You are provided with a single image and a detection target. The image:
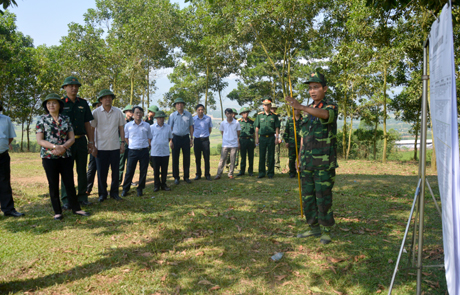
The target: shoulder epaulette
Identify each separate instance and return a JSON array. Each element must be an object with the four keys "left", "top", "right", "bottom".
[
  {"left": 237, "top": 118, "right": 242, "bottom": 121},
  {"left": 271, "top": 111, "right": 278, "bottom": 115},
  {"left": 258, "top": 111, "right": 264, "bottom": 114}
]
